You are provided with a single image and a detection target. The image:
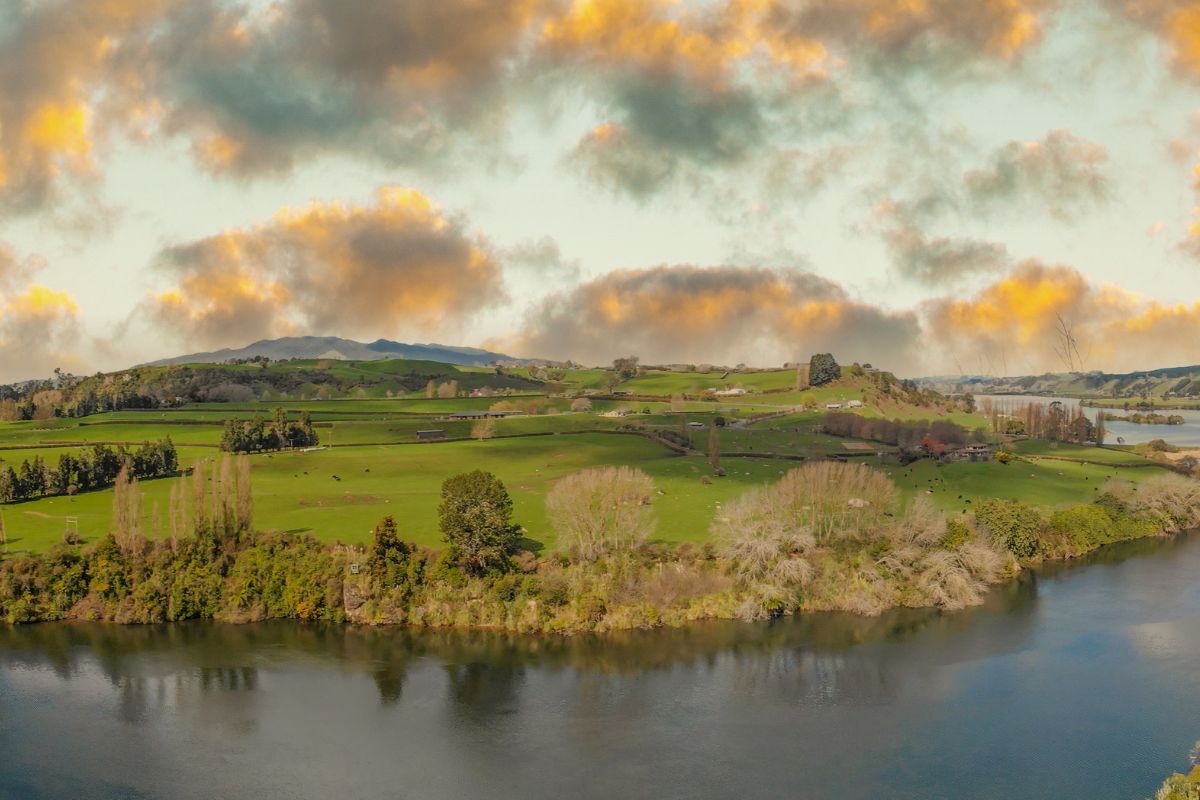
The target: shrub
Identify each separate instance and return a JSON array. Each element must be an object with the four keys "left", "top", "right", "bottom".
[
  {"left": 942, "top": 519, "right": 971, "bottom": 550},
  {"left": 1047, "top": 504, "right": 1117, "bottom": 556},
  {"left": 1128, "top": 474, "right": 1200, "bottom": 533},
  {"left": 973, "top": 498, "right": 1044, "bottom": 559}
]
